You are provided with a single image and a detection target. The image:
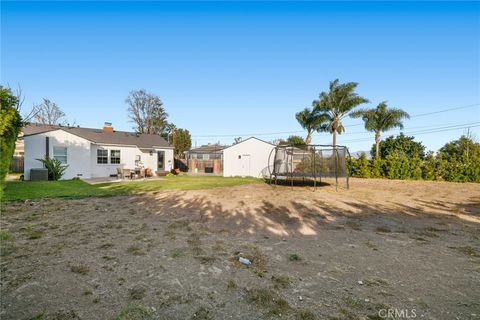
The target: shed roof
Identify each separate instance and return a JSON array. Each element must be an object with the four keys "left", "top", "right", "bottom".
[{"left": 186, "top": 144, "right": 227, "bottom": 154}]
